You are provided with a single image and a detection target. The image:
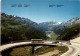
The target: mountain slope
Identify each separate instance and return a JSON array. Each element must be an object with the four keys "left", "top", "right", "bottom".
[
  {"left": 56, "top": 23, "right": 80, "bottom": 40},
  {"left": 1, "top": 13, "right": 47, "bottom": 44},
  {"left": 51, "top": 17, "right": 80, "bottom": 35}
]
